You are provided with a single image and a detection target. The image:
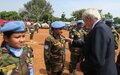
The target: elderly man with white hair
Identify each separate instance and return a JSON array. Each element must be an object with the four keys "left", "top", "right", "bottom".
[{"left": 80, "top": 8, "right": 118, "bottom": 75}]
